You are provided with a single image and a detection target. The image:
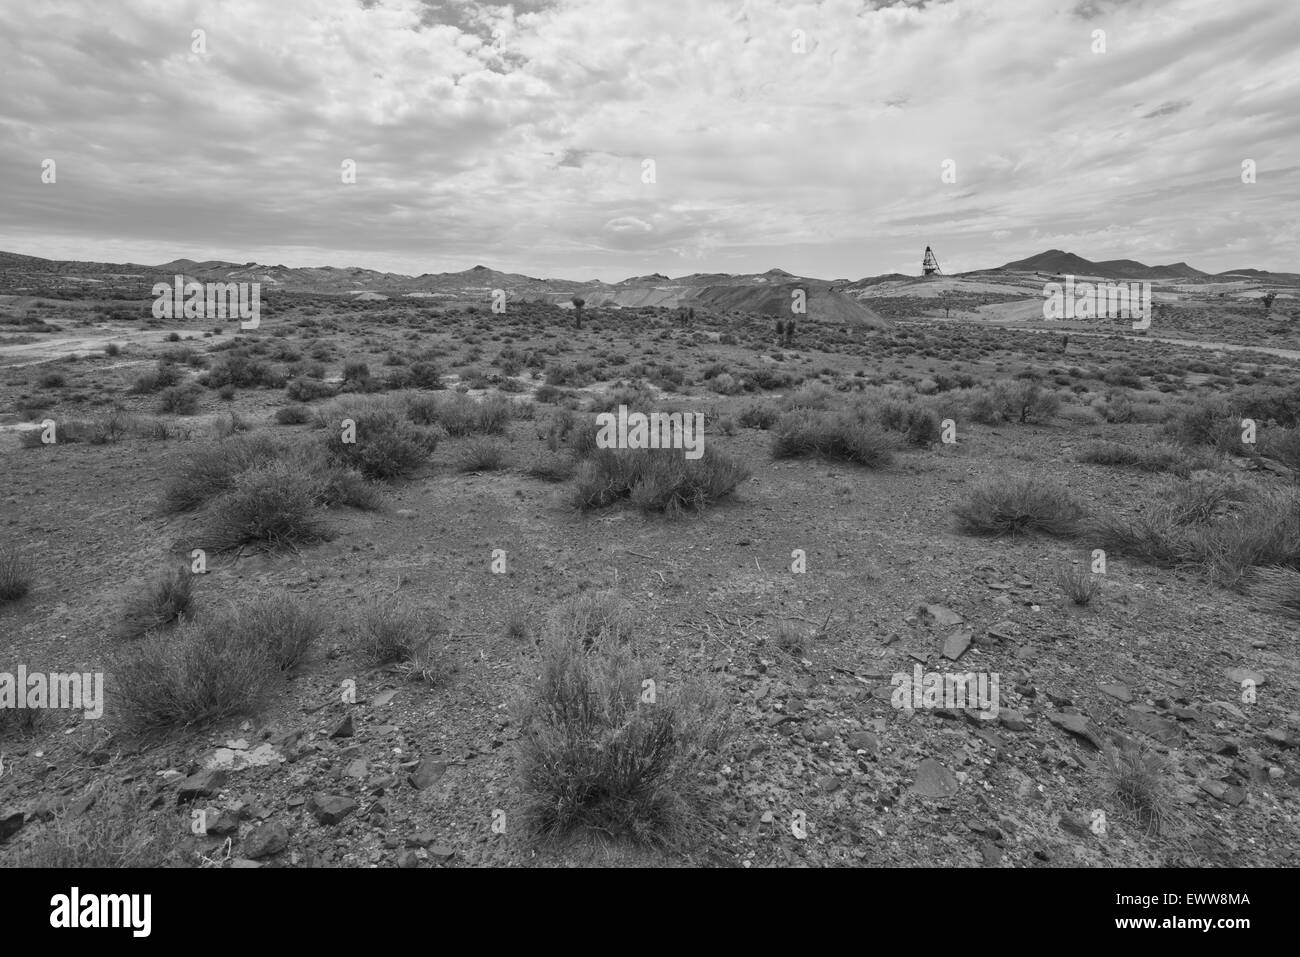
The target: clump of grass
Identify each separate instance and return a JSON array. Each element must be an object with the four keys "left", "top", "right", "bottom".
[
  {"left": 157, "top": 383, "right": 203, "bottom": 415},
  {"left": 162, "top": 434, "right": 286, "bottom": 513},
  {"left": 1103, "top": 741, "right": 1174, "bottom": 837},
  {"left": 323, "top": 408, "right": 438, "bottom": 479},
  {"left": 1055, "top": 563, "right": 1101, "bottom": 606},
  {"left": 200, "top": 462, "right": 328, "bottom": 552},
  {"left": 1, "top": 780, "right": 182, "bottom": 868},
  {"left": 526, "top": 451, "right": 576, "bottom": 482},
  {"left": 571, "top": 447, "right": 749, "bottom": 515},
  {"left": 0, "top": 547, "right": 33, "bottom": 603},
  {"left": 738, "top": 404, "right": 778, "bottom": 430},
  {"left": 220, "top": 592, "right": 327, "bottom": 671},
  {"left": 115, "top": 615, "right": 278, "bottom": 728},
  {"left": 457, "top": 438, "right": 509, "bottom": 472},
  {"left": 772, "top": 411, "right": 899, "bottom": 466},
  {"left": 954, "top": 475, "right": 1084, "bottom": 537},
  {"left": 546, "top": 590, "right": 637, "bottom": 649},
  {"left": 352, "top": 598, "right": 444, "bottom": 665},
  {"left": 1077, "top": 440, "right": 1215, "bottom": 478},
  {"left": 116, "top": 566, "right": 194, "bottom": 639},
  {"left": 1248, "top": 565, "right": 1300, "bottom": 619},
  {"left": 504, "top": 605, "right": 531, "bottom": 642},
  {"left": 514, "top": 633, "right": 729, "bottom": 847},
  {"left": 275, "top": 404, "right": 312, "bottom": 425}
]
